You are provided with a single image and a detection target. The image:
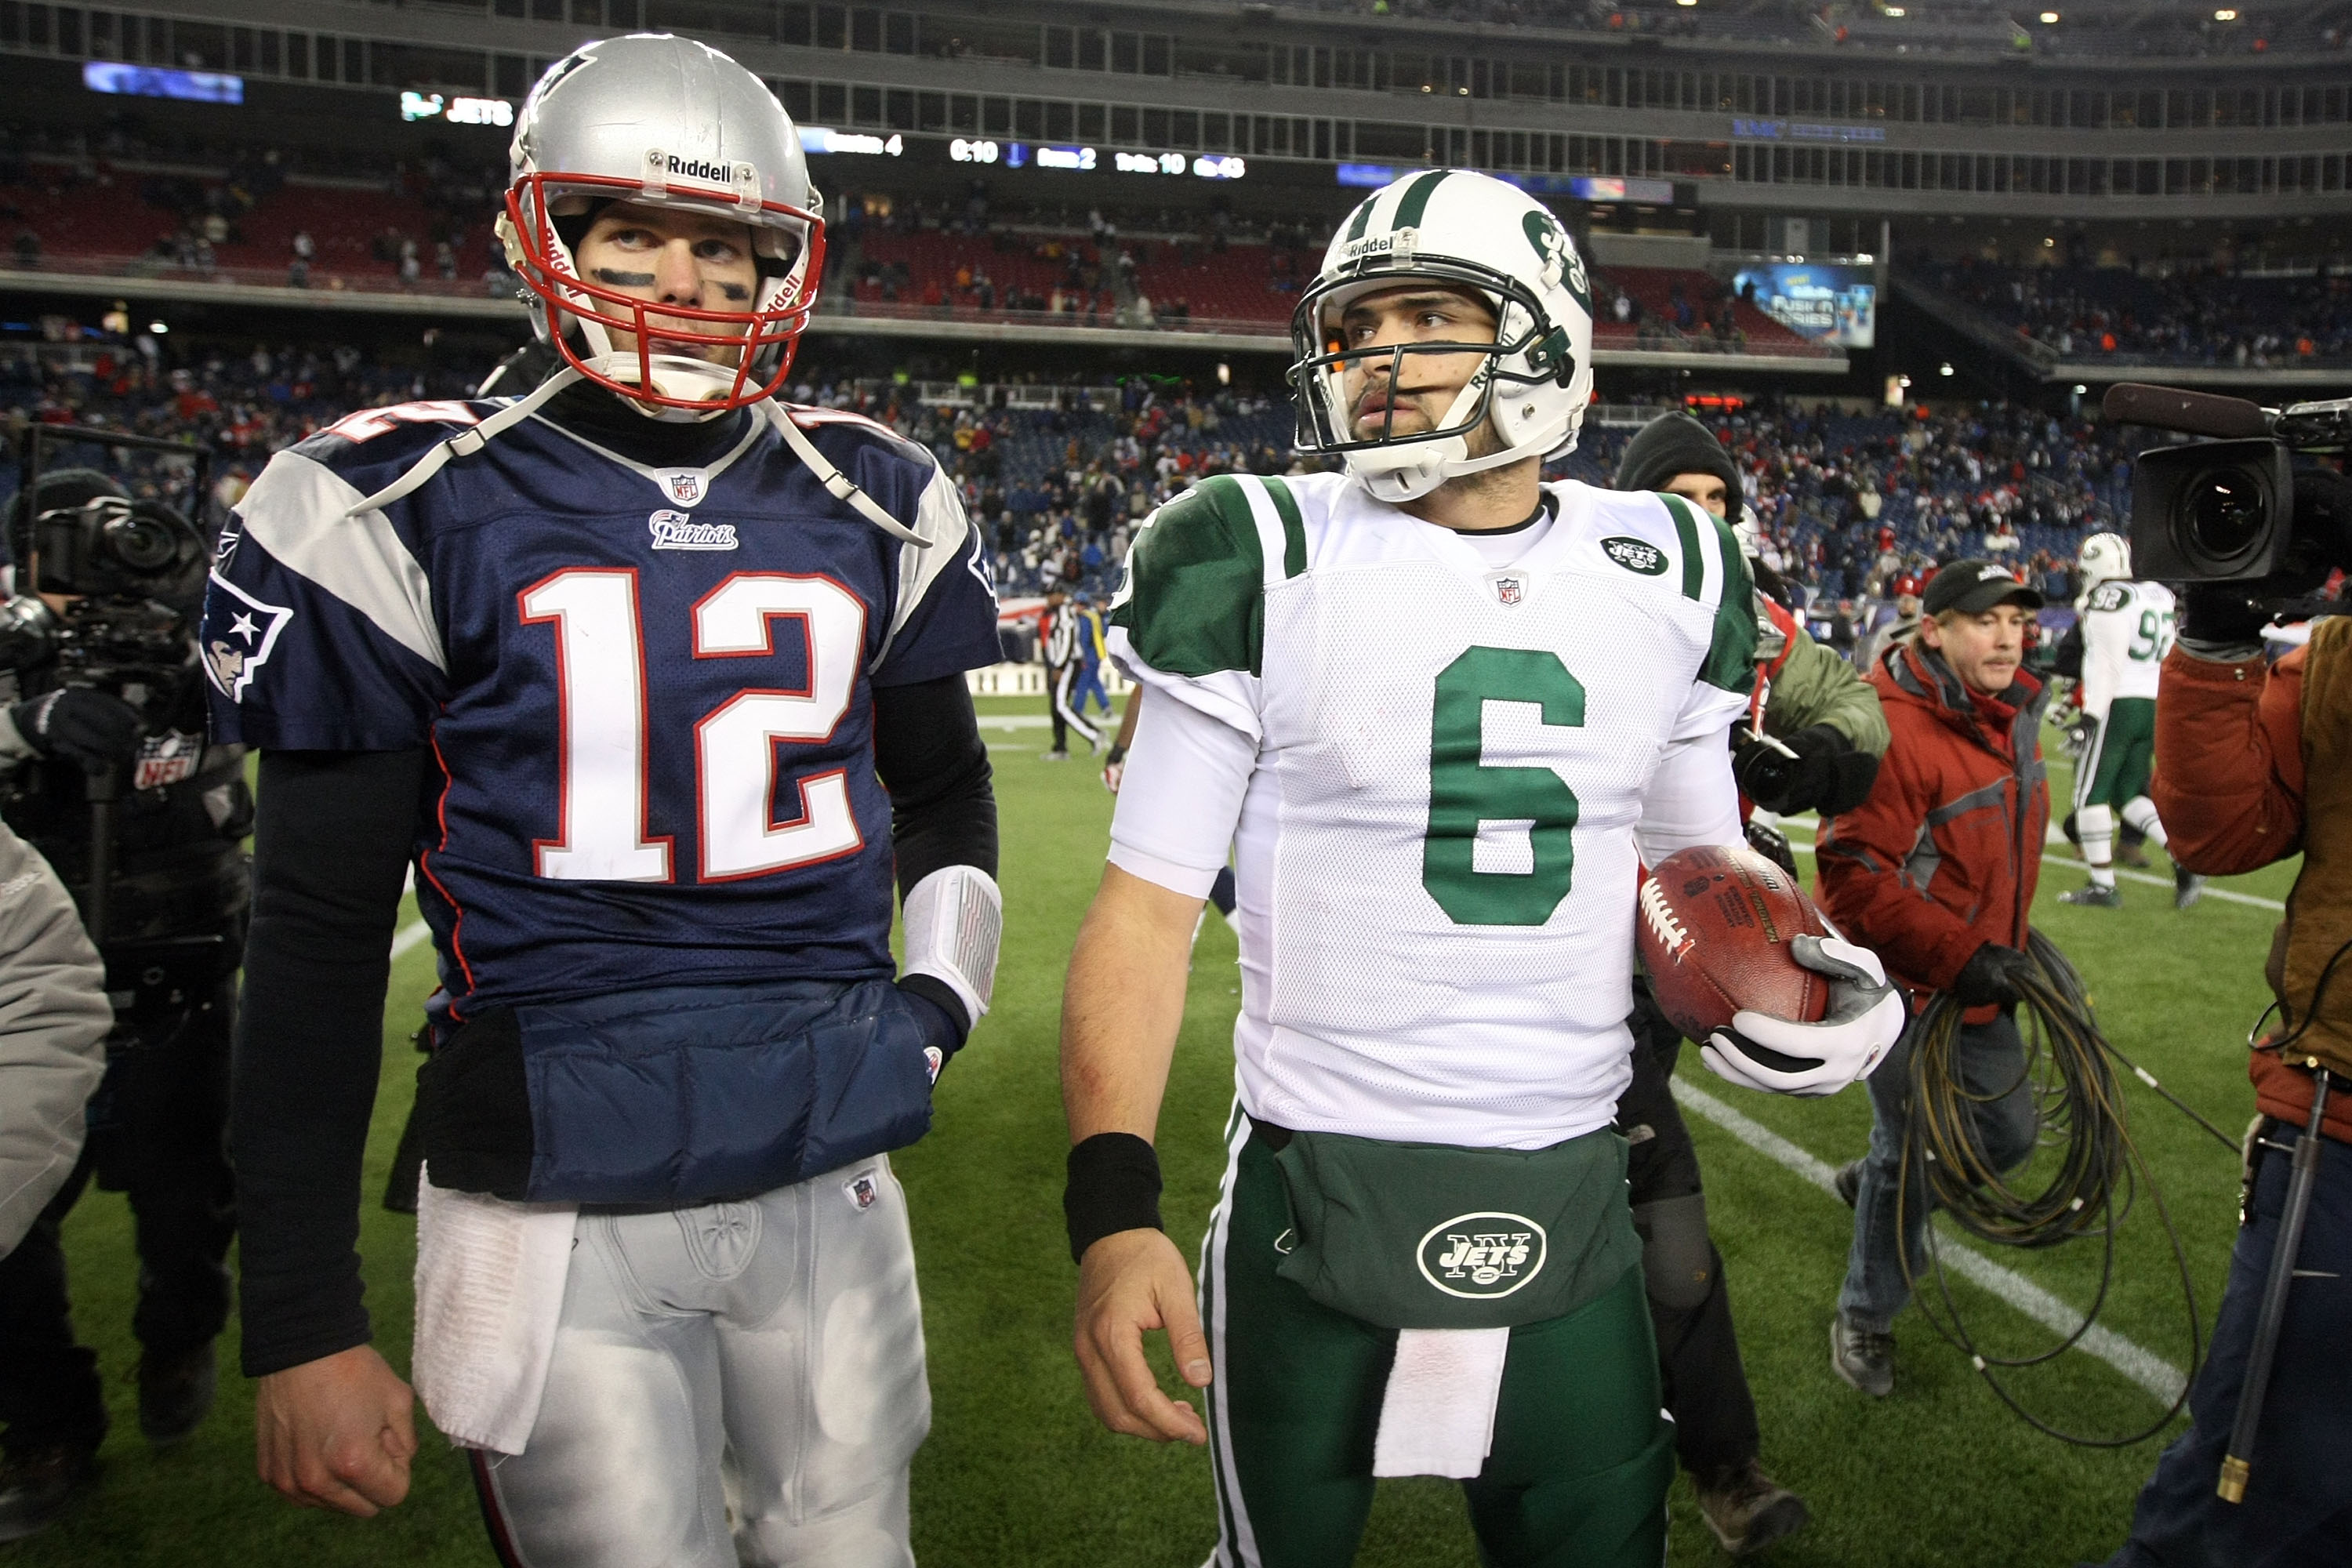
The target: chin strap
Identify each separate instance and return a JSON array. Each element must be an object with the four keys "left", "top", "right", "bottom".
[
  {"left": 342, "top": 368, "right": 586, "bottom": 518},
  {"left": 765, "top": 403, "right": 929, "bottom": 546}
]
